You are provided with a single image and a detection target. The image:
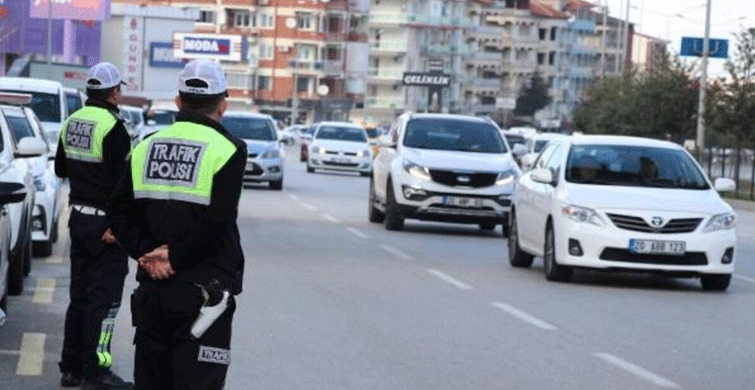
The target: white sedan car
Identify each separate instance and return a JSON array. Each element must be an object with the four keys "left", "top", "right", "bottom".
[
  {"left": 307, "top": 122, "right": 372, "bottom": 176},
  {"left": 509, "top": 135, "right": 737, "bottom": 291},
  {"left": 520, "top": 133, "right": 567, "bottom": 172}
]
